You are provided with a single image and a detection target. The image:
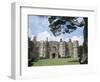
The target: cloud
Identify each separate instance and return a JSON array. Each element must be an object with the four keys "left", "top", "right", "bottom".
[
  {"left": 65, "top": 36, "right": 83, "bottom": 45},
  {"left": 29, "top": 16, "right": 49, "bottom": 35},
  {"left": 36, "top": 31, "right": 65, "bottom": 41},
  {"left": 50, "top": 35, "right": 61, "bottom": 41},
  {"left": 32, "top": 31, "right": 83, "bottom": 45},
  {"left": 37, "top": 31, "right": 51, "bottom": 41},
  {"left": 36, "top": 31, "right": 84, "bottom": 43},
  {"left": 29, "top": 16, "right": 84, "bottom": 46},
  {"left": 71, "top": 36, "right": 83, "bottom": 45},
  {"left": 76, "top": 17, "right": 84, "bottom": 23},
  {"left": 28, "top": 27, "right": 33, "bottom": 39}
]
